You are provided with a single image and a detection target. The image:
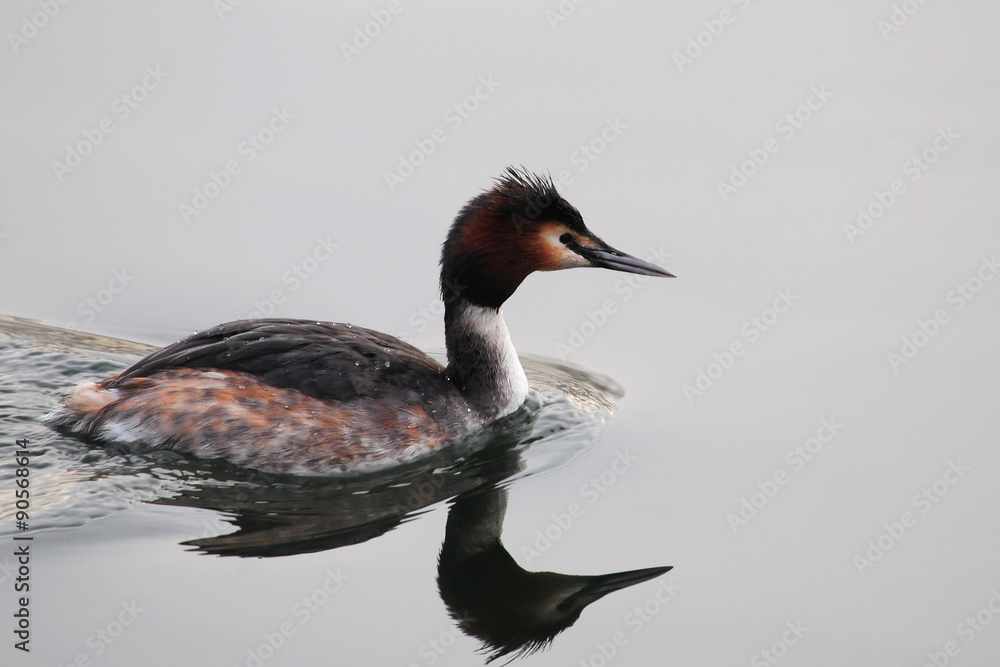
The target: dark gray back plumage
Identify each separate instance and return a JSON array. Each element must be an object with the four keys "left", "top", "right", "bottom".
[{"left": 108, "top": 319, "right": 452, "bottom": 404}]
